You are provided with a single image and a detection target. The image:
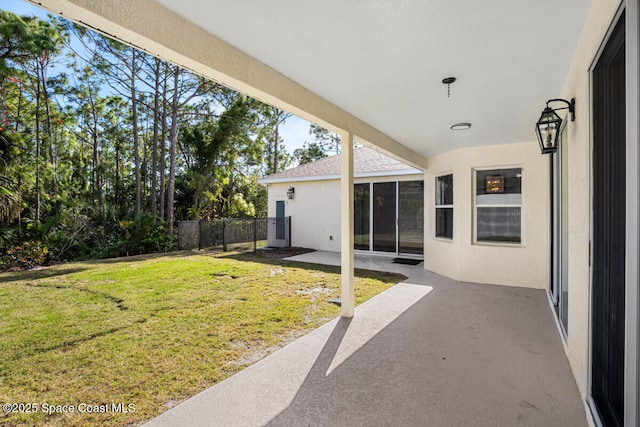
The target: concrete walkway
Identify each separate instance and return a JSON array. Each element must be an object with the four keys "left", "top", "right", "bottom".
[{"left": 145, "top": 252, "right": 587, "bottom": 427}]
